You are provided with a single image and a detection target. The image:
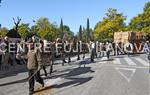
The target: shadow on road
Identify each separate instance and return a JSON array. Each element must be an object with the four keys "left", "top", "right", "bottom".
[
  {"left": 44, "top": 66, "right": 94, "bottom": 90},
  {"left": 52, "top": 77, "right": 93, "bottom": 88},
  {"left": 0, "top": 65, "right": 27, "bottom": 79},
  {"left": 0, "top": 78, "right": 27, "bottom": 87},
  {"left": 45, "top": 67, "right": 95, "bottom": 79}
]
